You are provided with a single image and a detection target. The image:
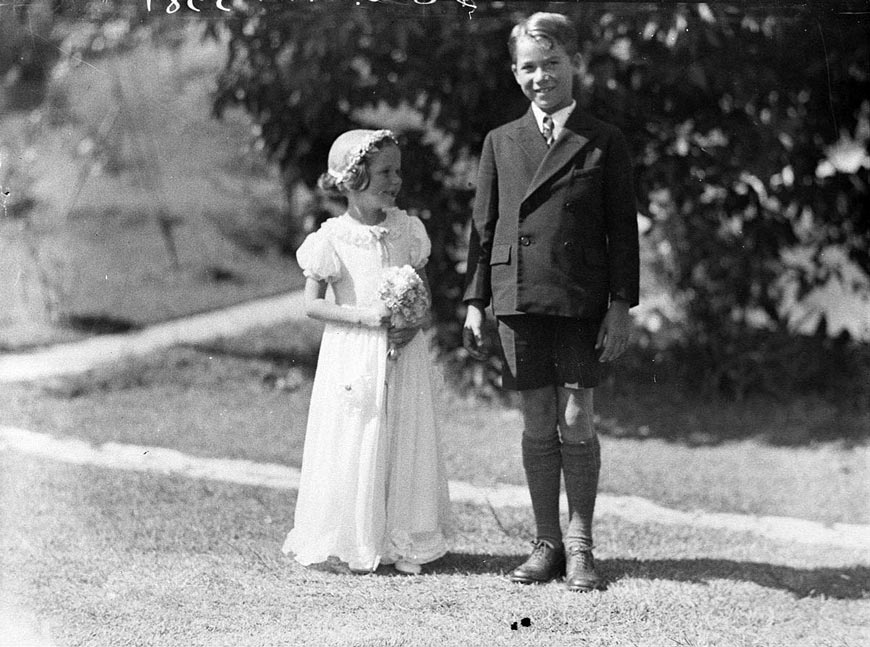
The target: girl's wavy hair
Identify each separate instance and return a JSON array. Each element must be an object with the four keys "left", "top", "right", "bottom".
[{"left": 317, "top": 130, "right": 399, "bottom": 197}]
